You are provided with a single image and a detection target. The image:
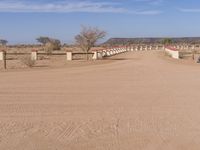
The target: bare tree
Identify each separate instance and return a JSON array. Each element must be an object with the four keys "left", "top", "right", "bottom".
[
  {"left": 36, "top": 37, "right": 61, "bottom": 54},
  {"left": 0, "top": 39, "right": 8, "bottom": 46},
  {"left": 36, "top": 37, "right": 50, "bottom": 45},
  {"left": 75, "top": 26, "right": 106, "bottom": 60}
]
